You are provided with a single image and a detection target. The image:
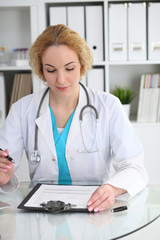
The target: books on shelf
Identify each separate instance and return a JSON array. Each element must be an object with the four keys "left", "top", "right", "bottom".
[
  {"left": 9, "top": 73, "right": 32, "bottom": 110},
  {"left": 137, "top": 73, "right": 160, "bottom": 123}
]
